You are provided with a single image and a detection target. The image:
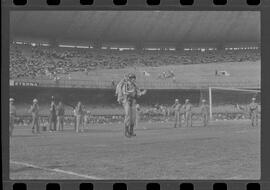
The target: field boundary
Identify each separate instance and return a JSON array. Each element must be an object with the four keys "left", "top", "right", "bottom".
[{"left": 10, "top": 160, "right": 102, "bottom": 180}]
